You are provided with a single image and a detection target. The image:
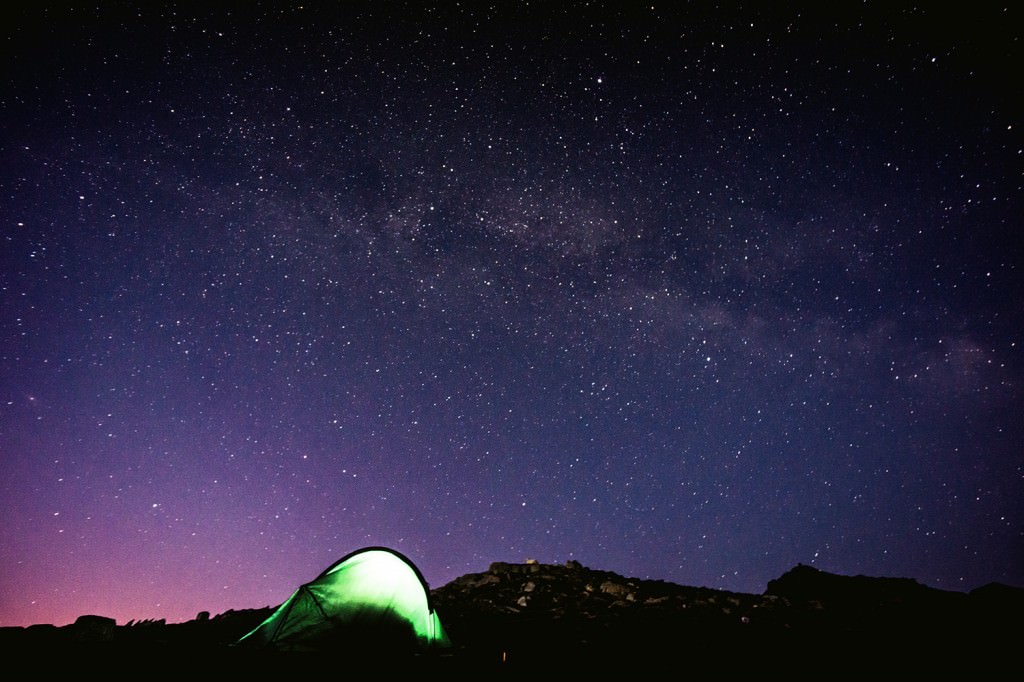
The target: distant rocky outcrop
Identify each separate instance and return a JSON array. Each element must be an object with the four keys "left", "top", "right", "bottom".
[
  {"left": 766, "top": 562, "right": 957, "bottom": 605},
  {"left": 68, "top": 615, "right": 117, "bottom": 643},
  {"left": 431, "top": 559, "right": 1021, "bottom": 672}
]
